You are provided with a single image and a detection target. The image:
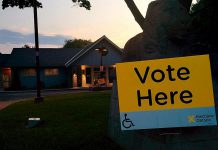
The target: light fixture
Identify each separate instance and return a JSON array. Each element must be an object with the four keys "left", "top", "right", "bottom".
[
  {"left": 100, "top": 66, "right": 104, "bottom": 72},
  {"left": 95, "top": 47, "right": 108, "bottom": 72}
]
